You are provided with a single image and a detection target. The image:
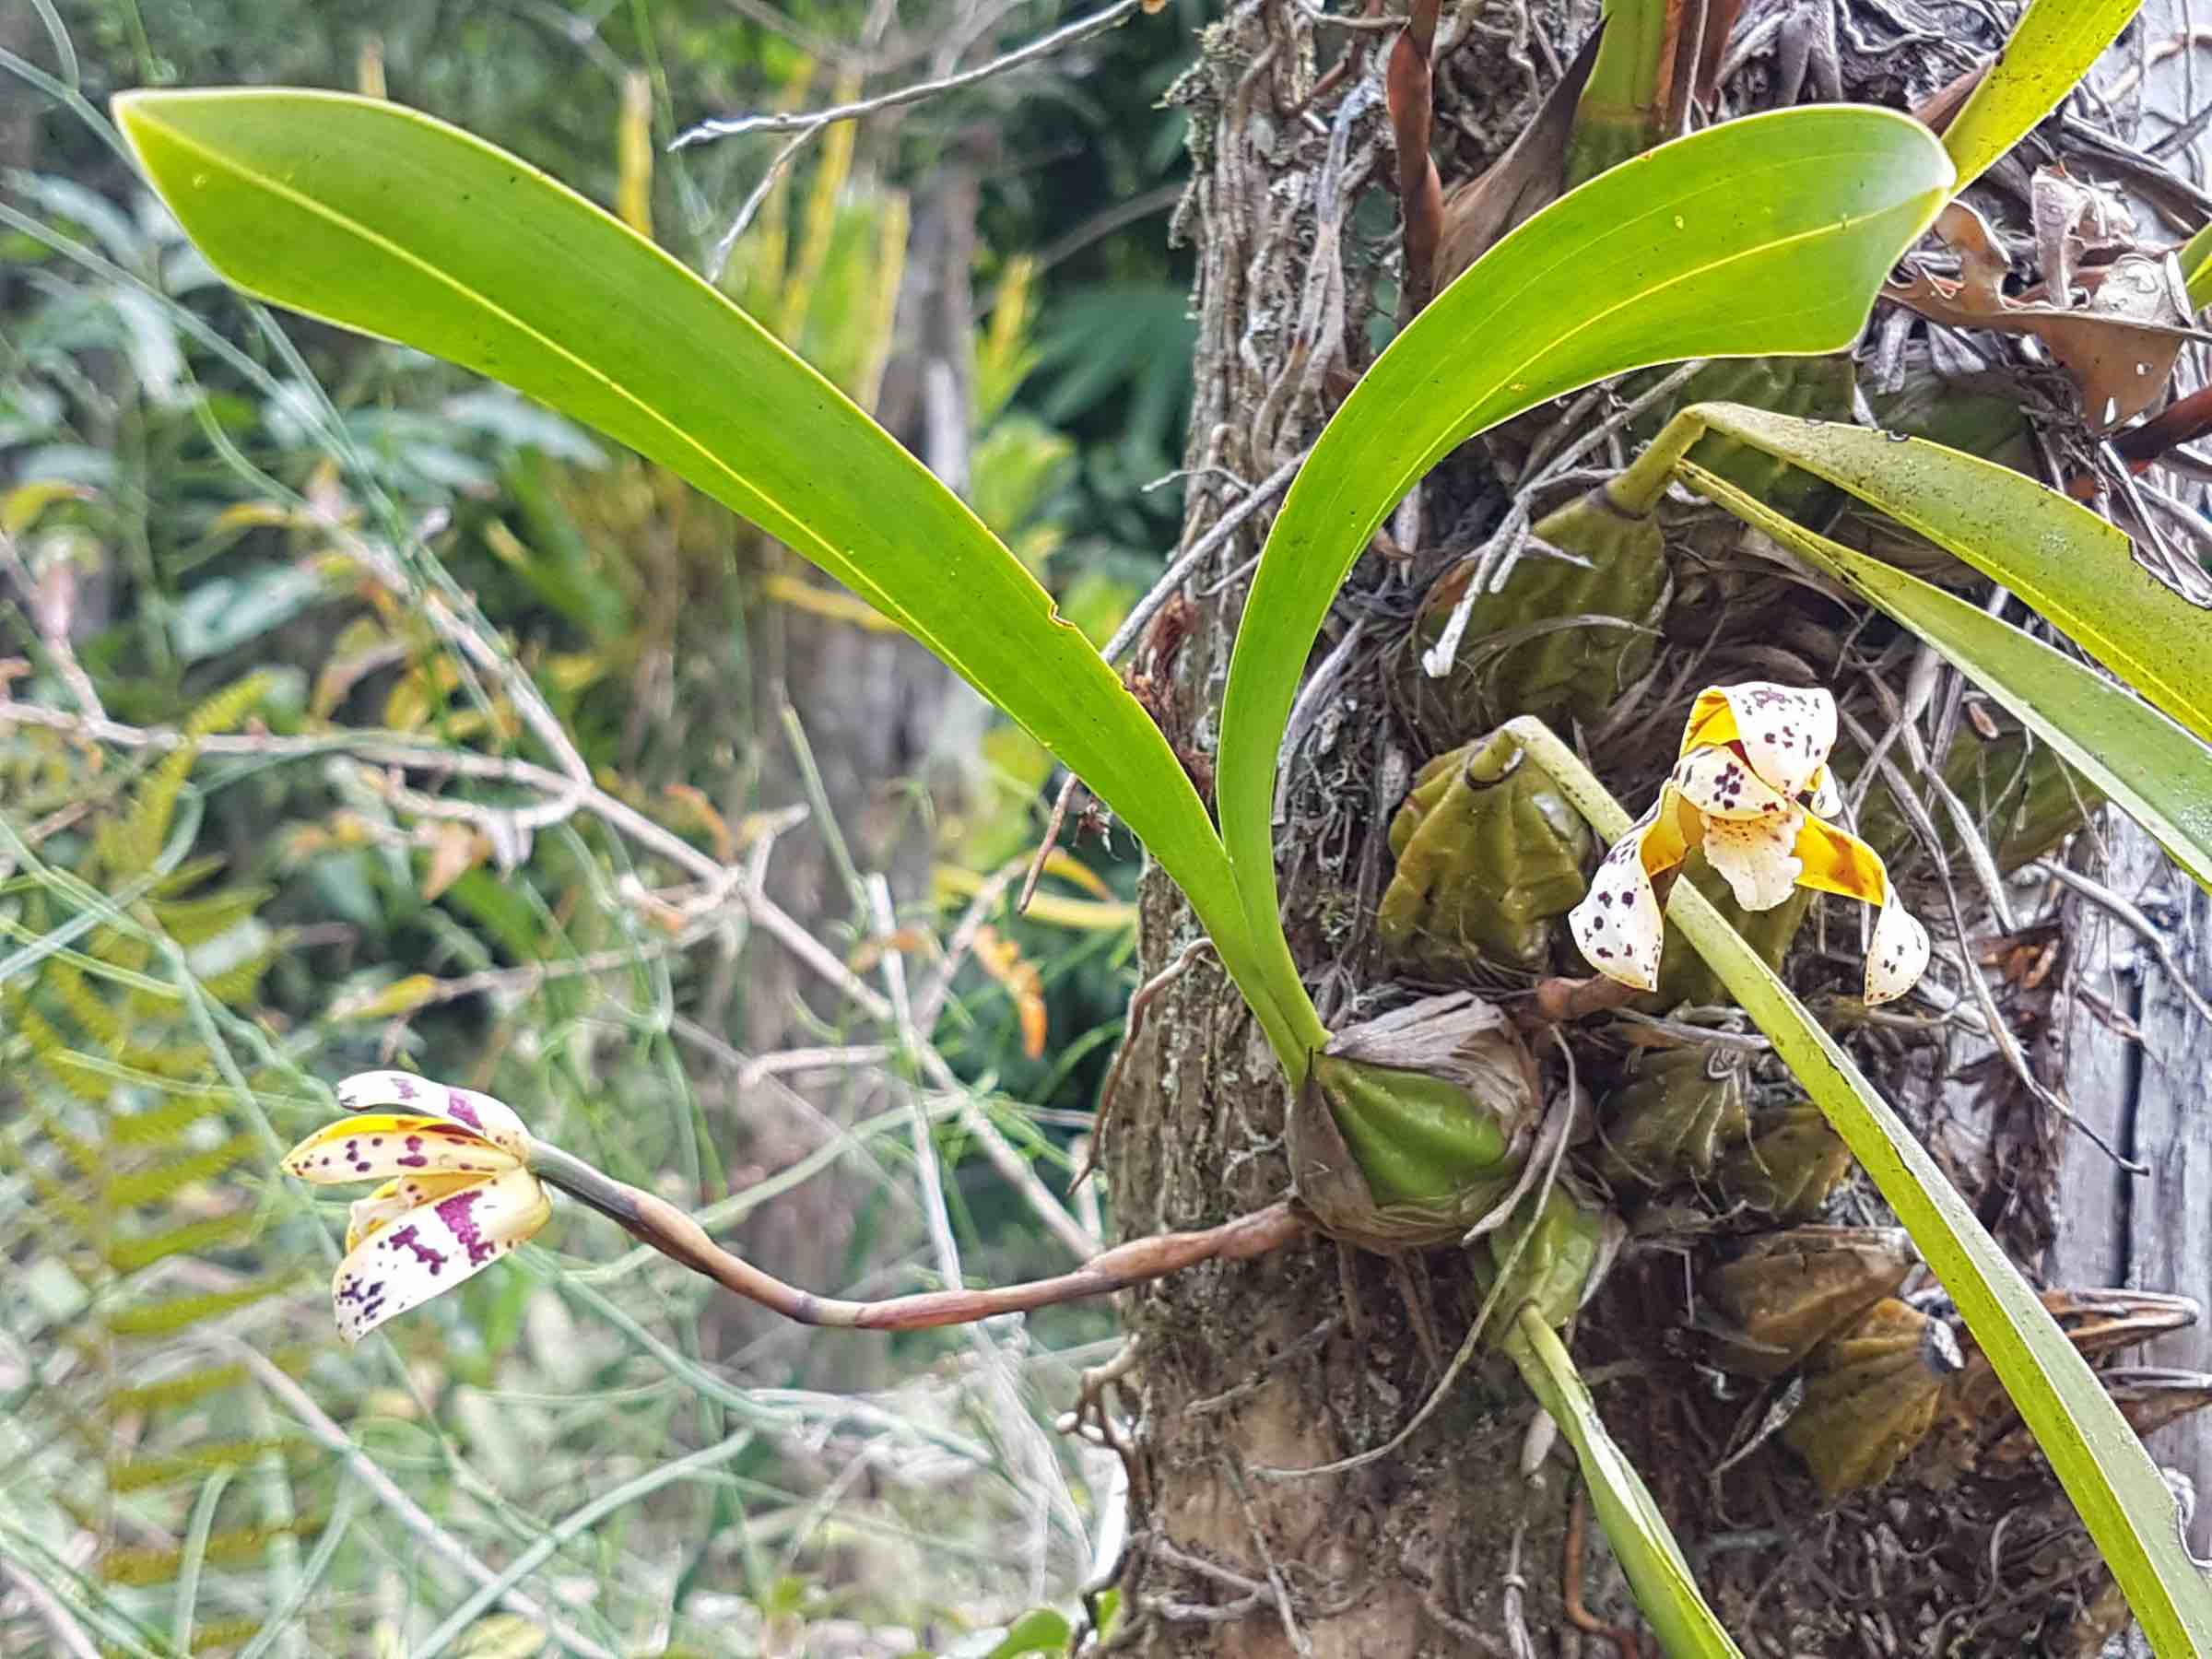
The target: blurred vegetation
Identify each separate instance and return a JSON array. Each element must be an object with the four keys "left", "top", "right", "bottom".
[{"left": 1, "top": 0, "right": 1202, "bottom": 1650}]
